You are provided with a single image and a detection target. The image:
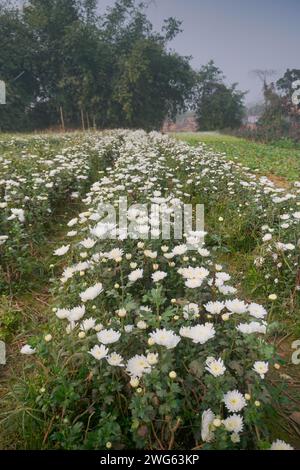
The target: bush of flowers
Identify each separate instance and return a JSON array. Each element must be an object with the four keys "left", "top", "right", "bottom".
[
  {"left": 0, "top": 132, "right": 123, "bottom": 291},
  {"left": 170, "top": 139, "right": 300, "bottom": 320},
  {"left": 14, "top": 131, "right": 295, "bottom": 450}
]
